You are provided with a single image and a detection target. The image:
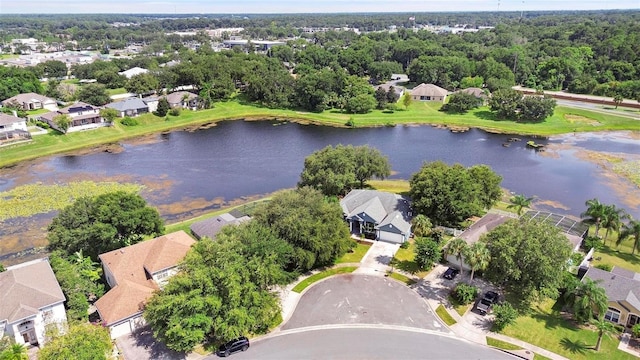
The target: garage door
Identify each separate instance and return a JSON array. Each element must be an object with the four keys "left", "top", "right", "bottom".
[{"left": 378, "top": 231, "right": 404, "bottom": 244}]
